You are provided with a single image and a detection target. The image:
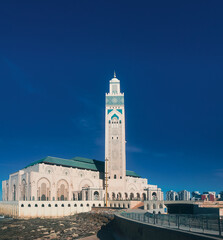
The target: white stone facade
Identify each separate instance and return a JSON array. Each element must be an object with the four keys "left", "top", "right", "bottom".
[{"left": 1, "top": 73, "right": 164, "bottom": 218}]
